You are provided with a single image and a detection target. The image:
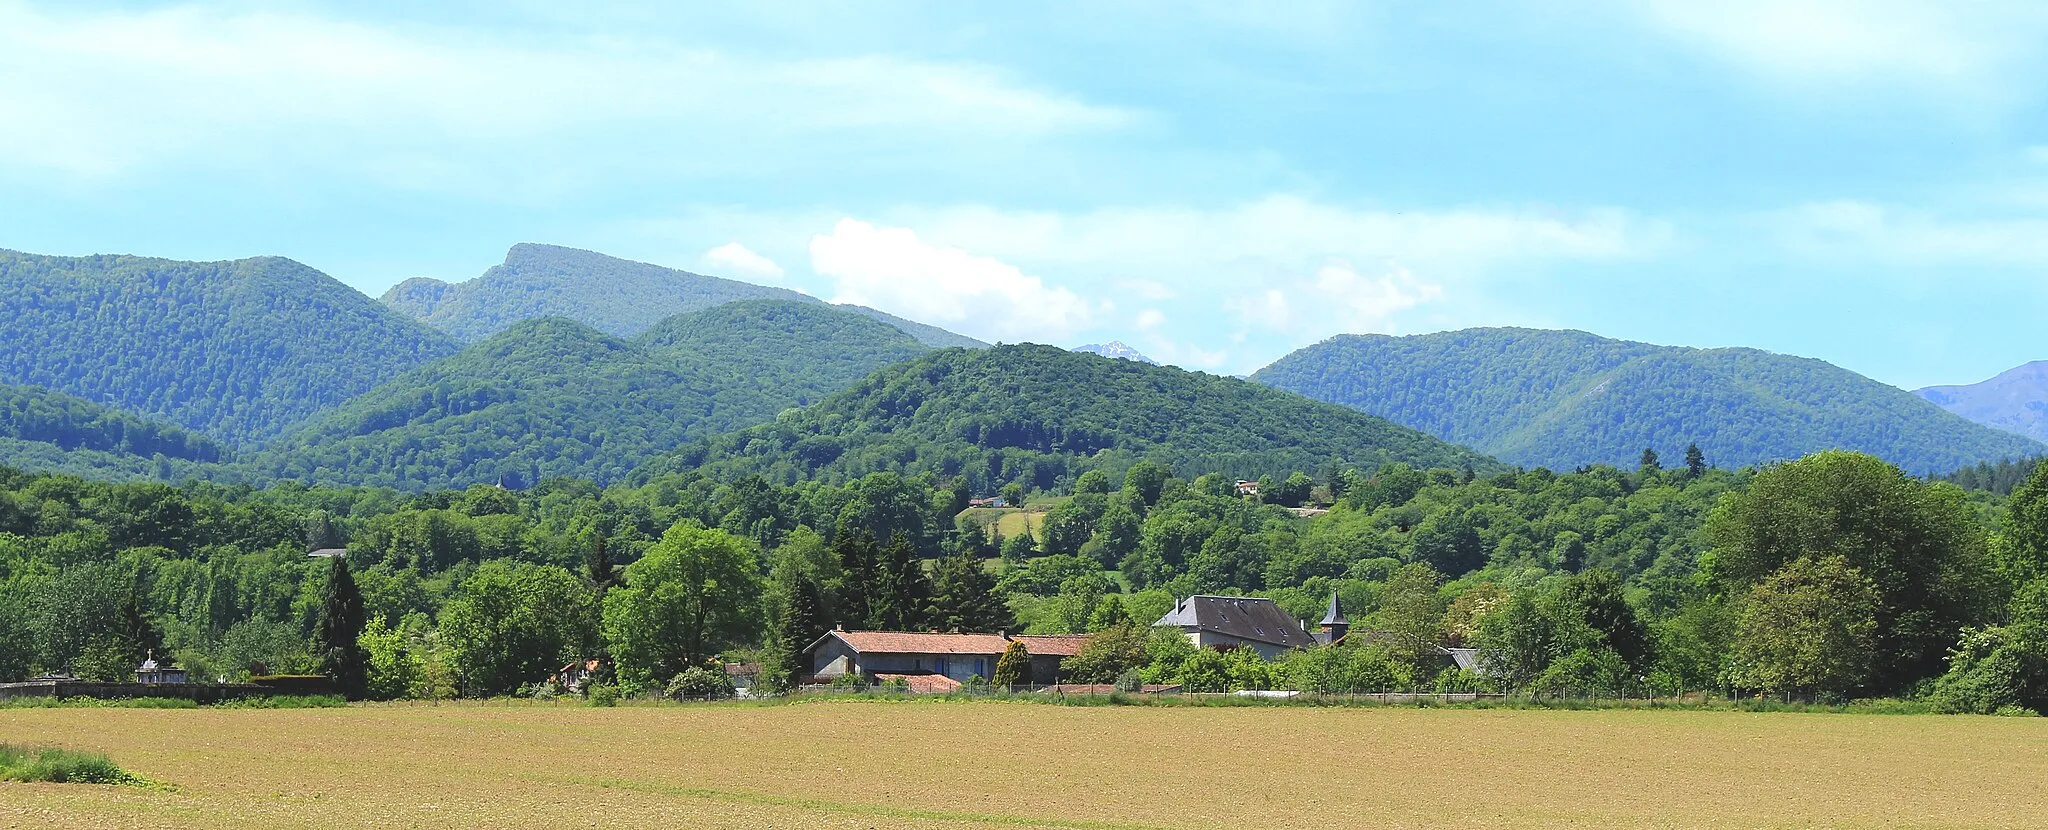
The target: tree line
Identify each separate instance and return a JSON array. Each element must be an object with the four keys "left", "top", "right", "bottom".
[{"left": 3, "top": 448, "right": 2045, "bottom": 713}]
